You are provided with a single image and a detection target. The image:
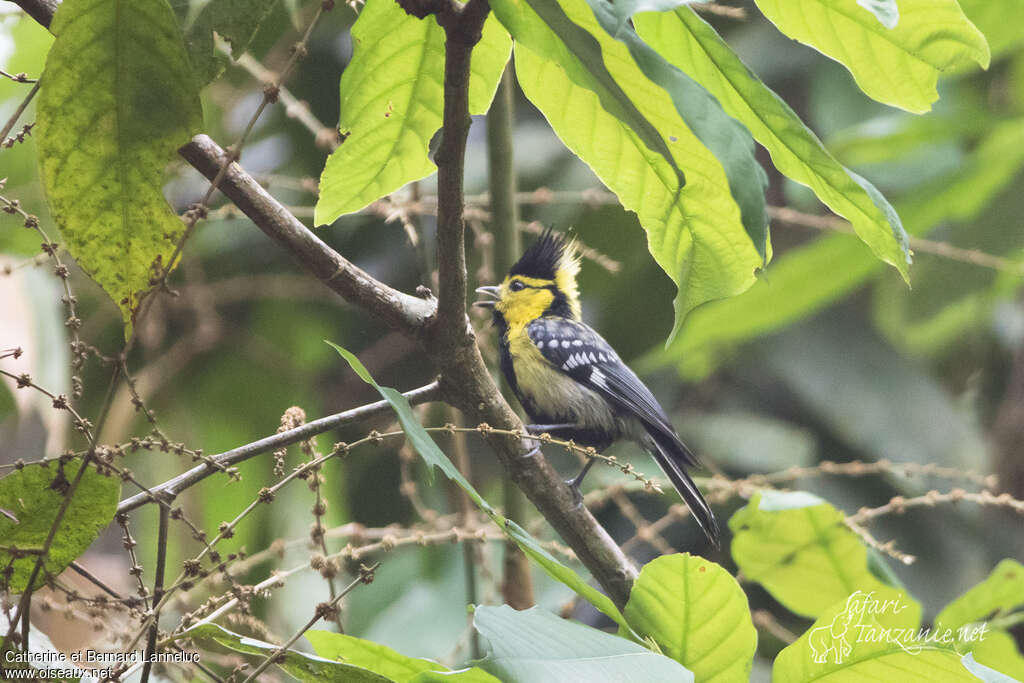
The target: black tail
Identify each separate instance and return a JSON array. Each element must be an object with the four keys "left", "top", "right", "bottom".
[{"left": 646, "top": 429, "right": 720, "bottom": 549}]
